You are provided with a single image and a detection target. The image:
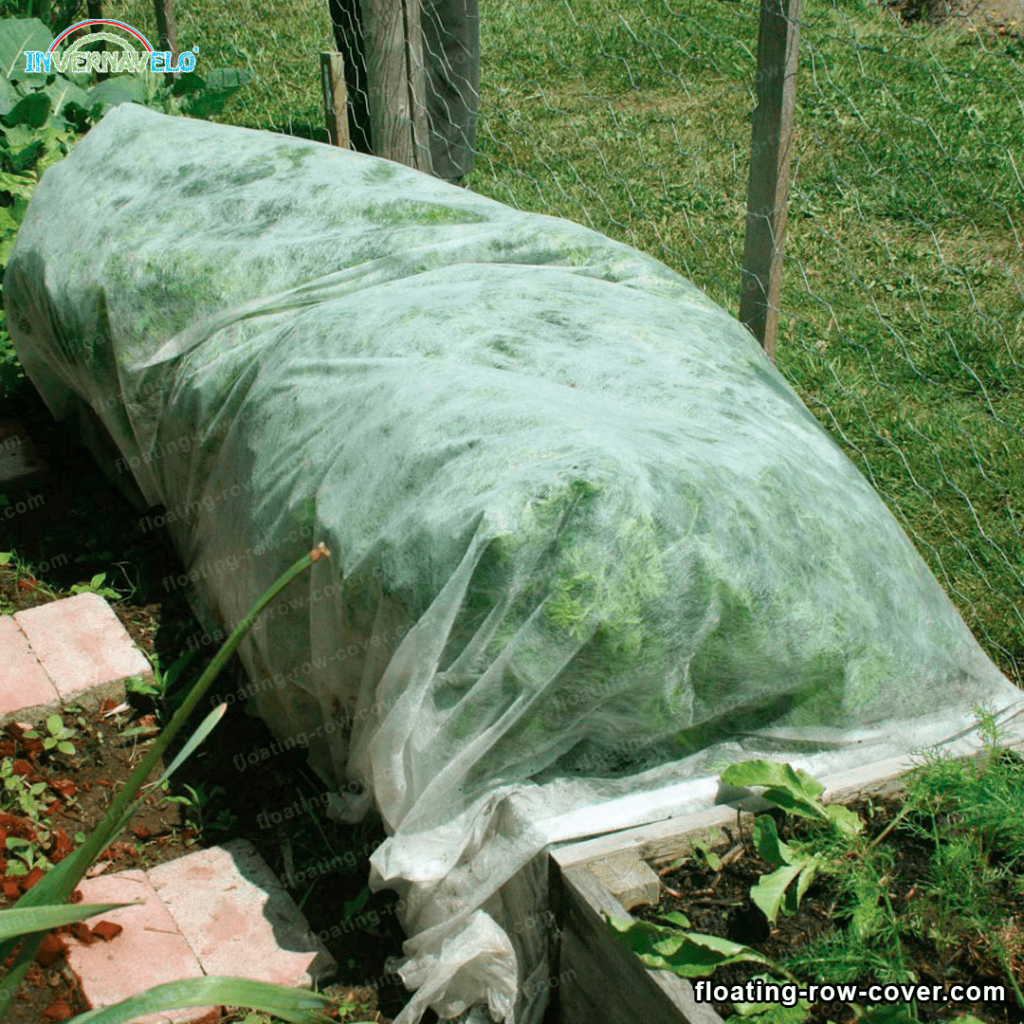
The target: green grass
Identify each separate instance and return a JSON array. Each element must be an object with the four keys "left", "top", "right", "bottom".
[{"left": 27, "top": 0, "right": 1024, "bottom": 688}]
